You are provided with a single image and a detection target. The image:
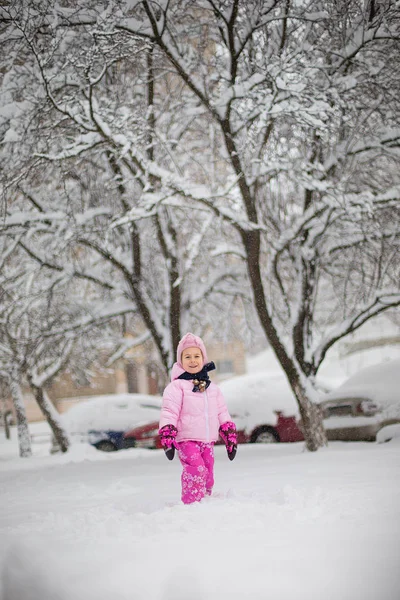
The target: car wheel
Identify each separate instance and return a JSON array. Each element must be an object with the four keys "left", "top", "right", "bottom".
[
  {"left": 94, "top": 441, "right": 118, "bottom": 452},
  {"left": 122, "top": 437, "right": 137, "bottom": 449},
  {"left": 250, "top": 426, "right": 280, "bottom": 444}
]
